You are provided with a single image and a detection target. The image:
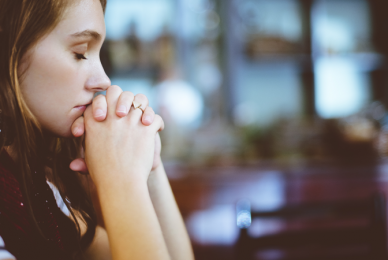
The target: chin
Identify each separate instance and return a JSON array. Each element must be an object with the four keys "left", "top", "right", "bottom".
[
  {"left": 62, "top": 131, "right": 74, "bottom": 138},
  {"left": 55, "top": 118, "right": 78, "bottom": 138},
  {"left": 59, "top": 126, "right": 75, "bottom": 138},
  {"left": 43, "top": 124, "right": 74, "bottom": 139}
]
